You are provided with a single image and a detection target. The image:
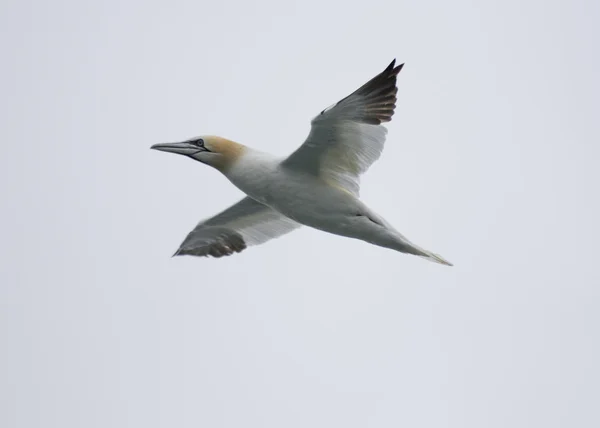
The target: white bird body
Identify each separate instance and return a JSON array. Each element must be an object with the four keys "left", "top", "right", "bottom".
[
  {"left": 151, "top": 60, "right": 452, "bottom": 266},
  {"left": 225, "top": 147, "right": 446, "bottom": 262},
  {"left": 226, "top": 149, "right": 356, "bottom": 223}
]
